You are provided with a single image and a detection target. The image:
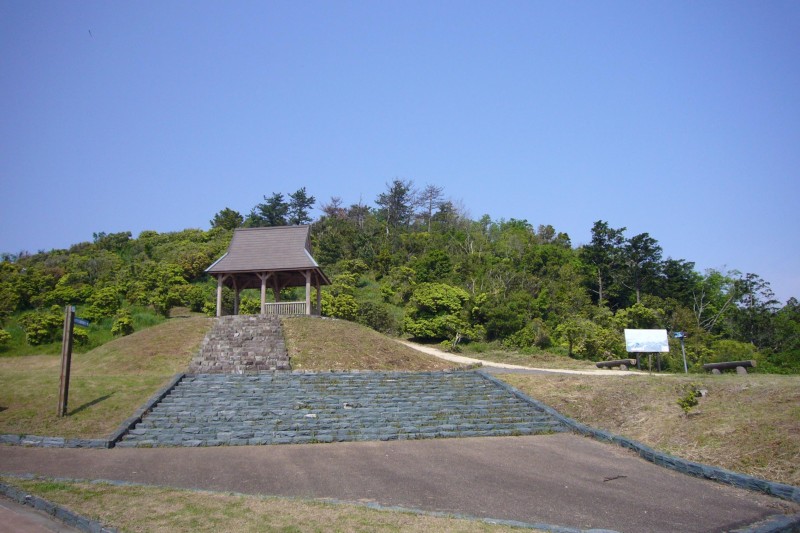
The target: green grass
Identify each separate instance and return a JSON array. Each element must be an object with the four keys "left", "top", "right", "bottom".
[
  {"left": 1, "top": 477, "right": 534, "bottom": 532},
  {"left": 500, "top": 372, "right": 800, "bottom": 486},
  {"left": 0, "top": 316, "right": 211, "bottom": 438}
]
